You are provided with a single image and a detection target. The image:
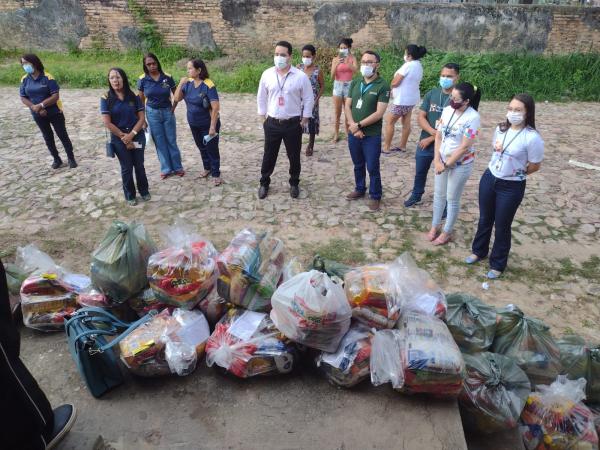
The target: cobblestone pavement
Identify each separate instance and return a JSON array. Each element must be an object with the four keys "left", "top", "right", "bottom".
[{"left": 1, "top": 88, "right": 599, "bottom": 341}]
